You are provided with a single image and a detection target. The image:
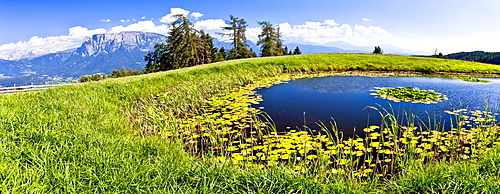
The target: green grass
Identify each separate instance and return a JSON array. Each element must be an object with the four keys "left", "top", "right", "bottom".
[{"left": 2, "top": 53, "right": 500, "bottom": 193}]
